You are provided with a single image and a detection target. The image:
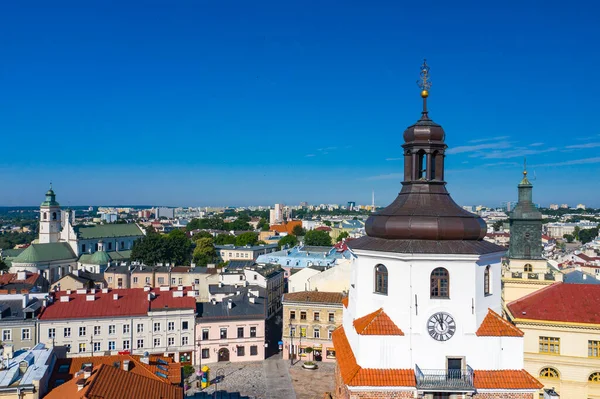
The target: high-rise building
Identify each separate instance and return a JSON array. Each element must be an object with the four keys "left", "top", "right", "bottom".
[
  {"left": 333, "top": 61, "right": 541, "bottom": 398},
  {"left": 269, "top": 203, "right": 284, "bottom": 225}
]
